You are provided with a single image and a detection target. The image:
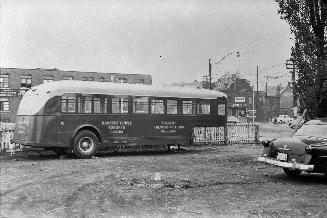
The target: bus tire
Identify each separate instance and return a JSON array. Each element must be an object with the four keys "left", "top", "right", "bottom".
[{"left": 73, "top": 130, "right": 98, "bottom": 159}]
